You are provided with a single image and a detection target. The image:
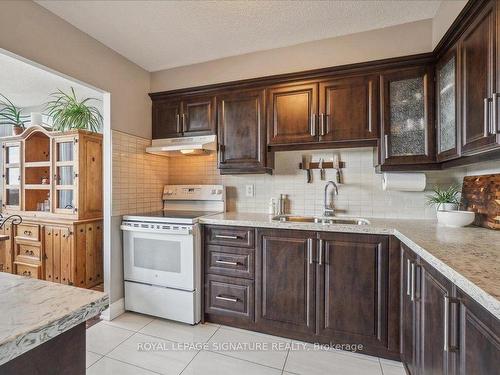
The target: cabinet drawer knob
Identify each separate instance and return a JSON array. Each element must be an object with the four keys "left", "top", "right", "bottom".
[{"left": 215, "top": 295, "right": 238, "bottom": 303}]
